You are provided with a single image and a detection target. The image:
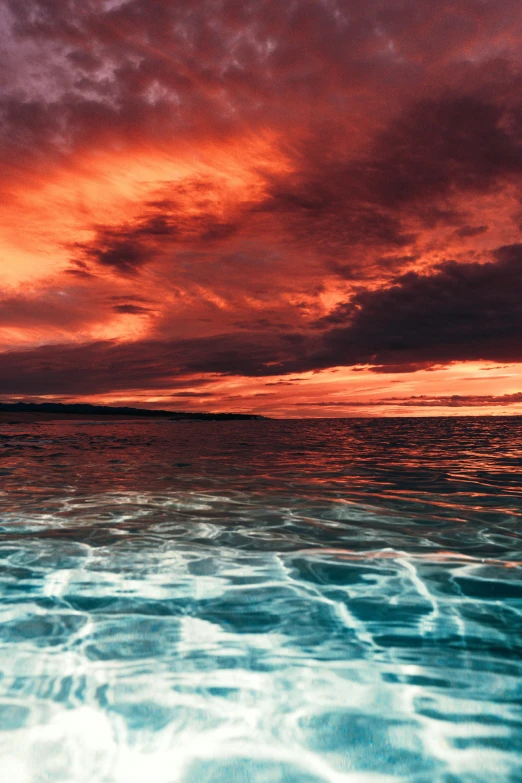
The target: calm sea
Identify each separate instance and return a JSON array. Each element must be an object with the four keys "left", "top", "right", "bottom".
[{"left": 0, "top": 418, "right": 521, "bottom": 782}]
